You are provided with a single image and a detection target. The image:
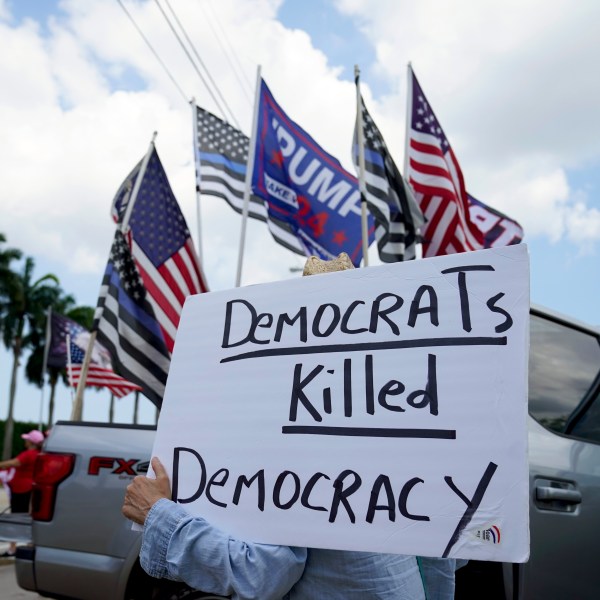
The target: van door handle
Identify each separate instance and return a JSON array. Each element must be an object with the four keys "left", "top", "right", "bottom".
[{"left": 535, "top": 486, "right": 582, "bottom": 504}]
